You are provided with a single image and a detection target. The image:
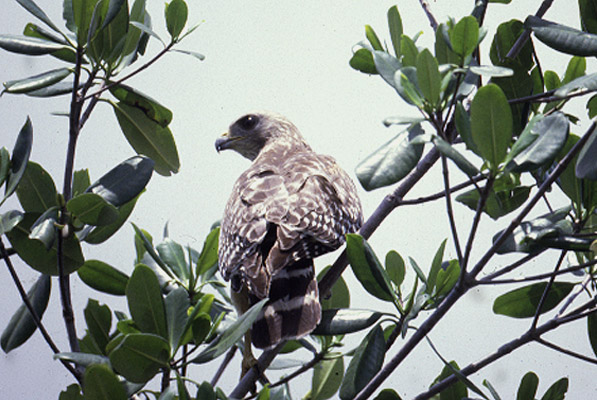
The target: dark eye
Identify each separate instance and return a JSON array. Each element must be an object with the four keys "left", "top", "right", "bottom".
[{"left": 239, "top": 115, "right": 259, "bottom": 130}]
